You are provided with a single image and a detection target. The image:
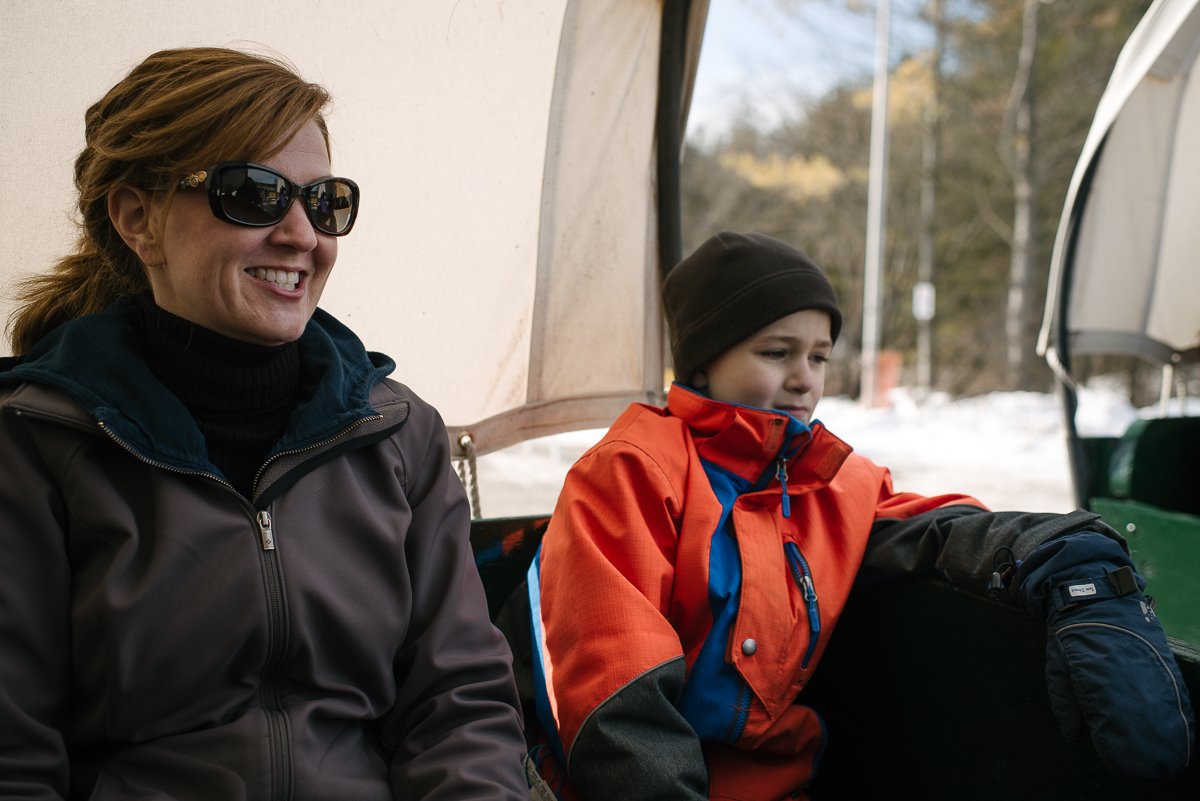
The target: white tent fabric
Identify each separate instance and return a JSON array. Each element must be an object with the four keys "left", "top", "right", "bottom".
[
  {"left": 1039, "top": 0, "right": 1200, "bottom": 371},
  {"left": 0, "top": 0, "right": 706, "bottom": 455}
]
